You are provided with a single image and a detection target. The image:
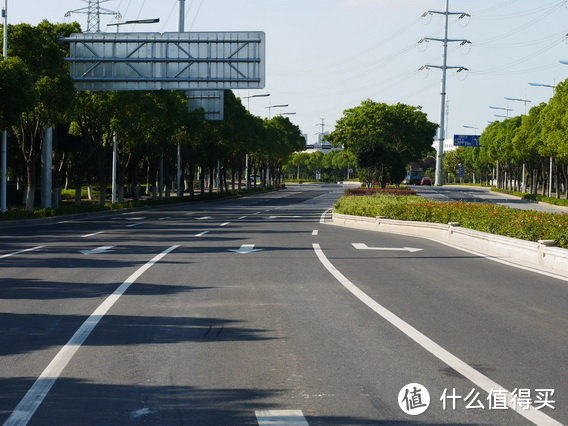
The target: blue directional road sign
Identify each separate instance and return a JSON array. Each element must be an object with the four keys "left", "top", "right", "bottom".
[{"left": 454, "top": 135, "right": 481, "bottom": 147}]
